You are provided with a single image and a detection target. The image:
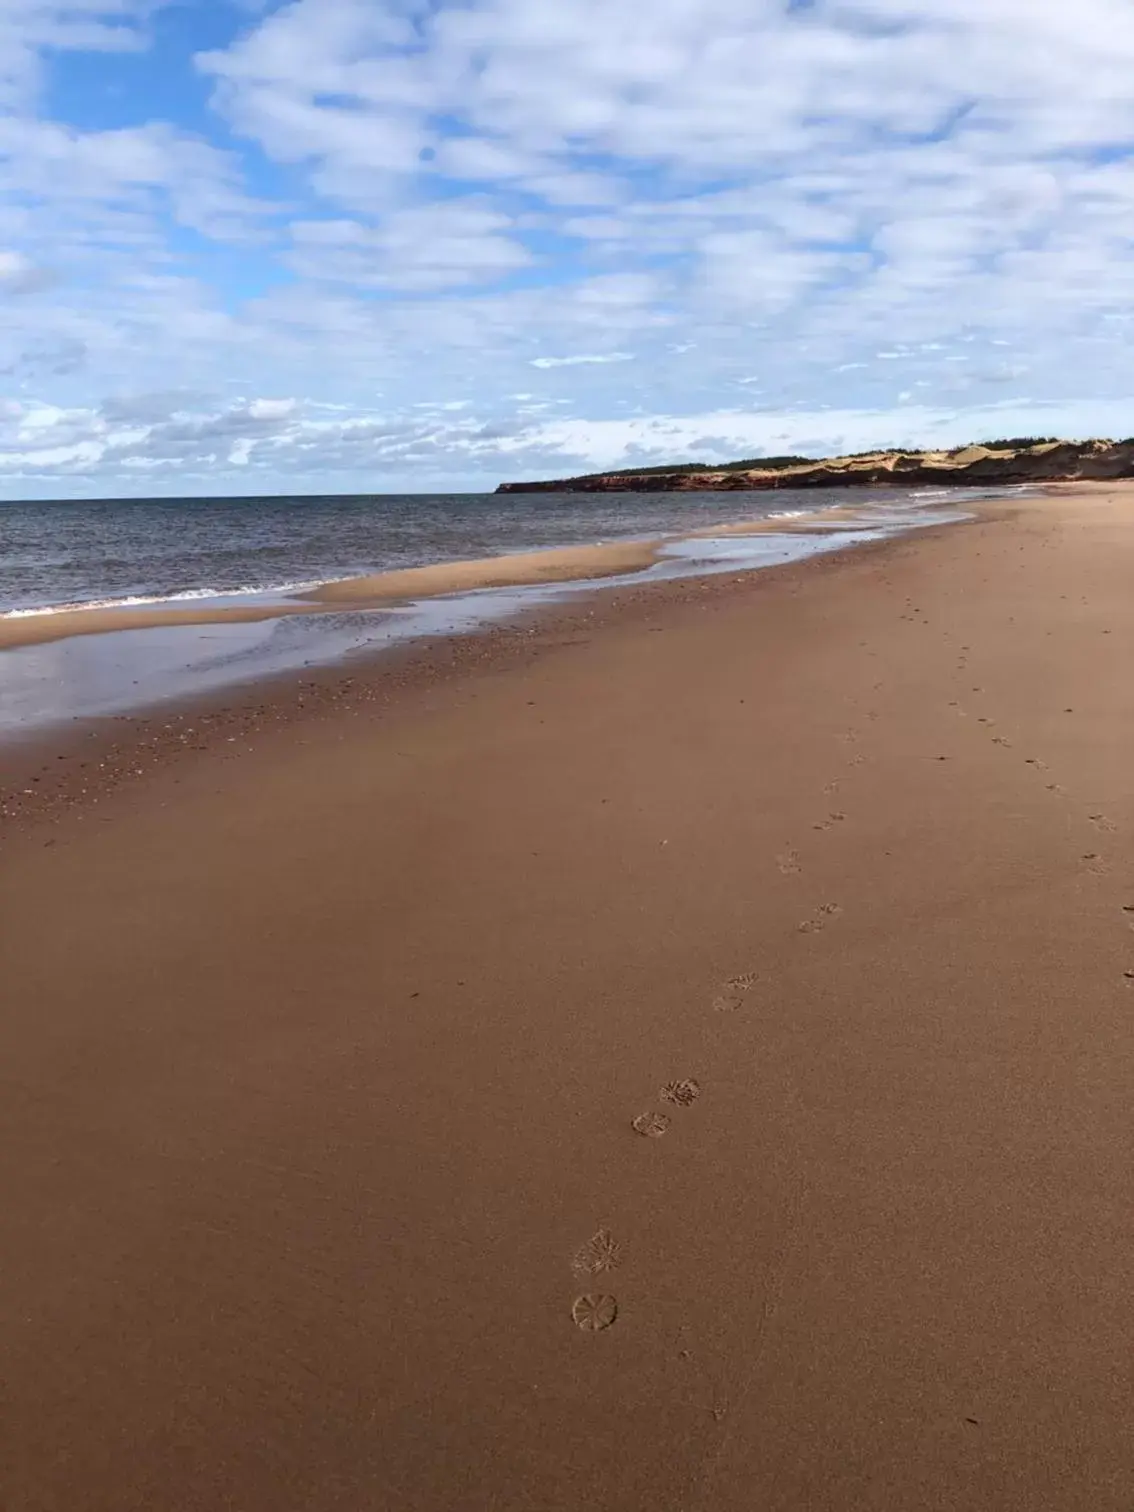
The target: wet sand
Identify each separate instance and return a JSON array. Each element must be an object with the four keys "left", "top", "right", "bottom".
[
  {"left": 0, "top": 597, "right": 332, "bottom": 651},
  {"left": 0, "top": 538, "right": 664, "bottom": 650},
  {"left": 3, "top": 486, "right": 1134, "bottom": 1510}
]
